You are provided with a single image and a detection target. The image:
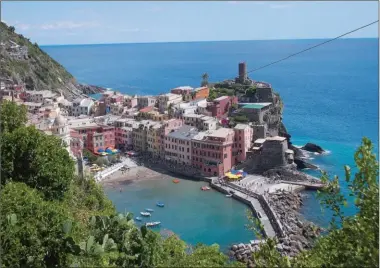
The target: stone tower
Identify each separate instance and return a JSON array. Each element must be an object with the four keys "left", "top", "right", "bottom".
[{"left": 238, "top": 62, "right": 247, "bottom": 83}]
